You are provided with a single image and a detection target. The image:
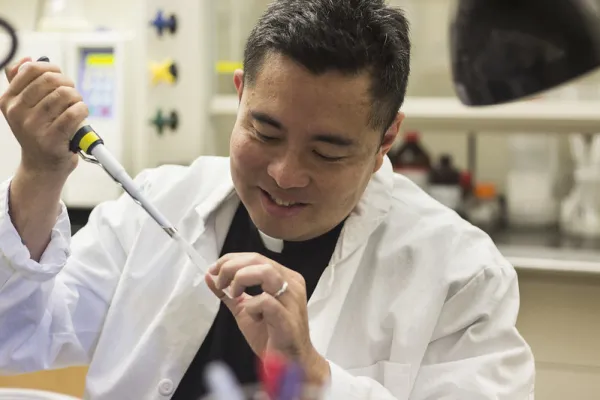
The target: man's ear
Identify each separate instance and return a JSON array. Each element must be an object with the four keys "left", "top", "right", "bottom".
[
  {"left": 381, "top": 112, "right": 404, "bottom": 155},
  {"left": 234, "top": 69, "right": 244, "bottom": 101},
  {"left": 373, "top": 112, "right": 405, "bottom": 173}
]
